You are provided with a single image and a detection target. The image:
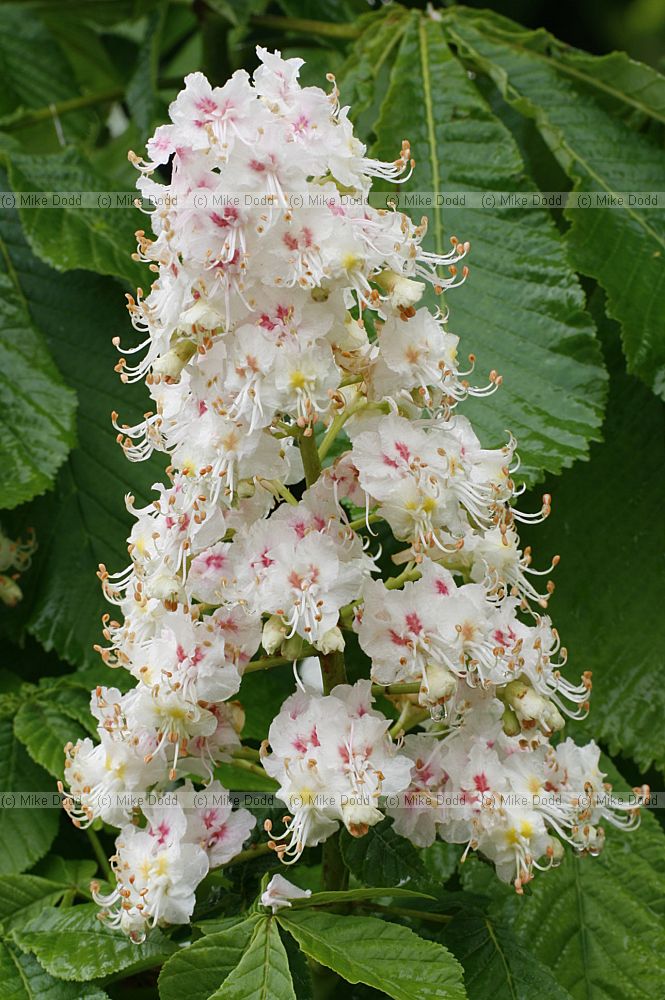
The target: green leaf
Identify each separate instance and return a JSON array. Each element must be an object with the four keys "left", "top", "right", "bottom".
[
  {"left": 0, "top": 716, "right": 58, "bottom": 874},
  {"left": 443, "top": 909, "right": 573, "bottom": 1000},
  {"left": 336, "top": 5, "right": 409, "bottom": 130},
  {"left": 421, "top": 842, "right": 462, "bottom": 885},
  {"left": 219, "top": 917, "right": 296, "bottom": 1000},
  {"left": 0, "top": 939, "right": 108, "bottom": 1000},
  {"left": 239, "top": 668, "right": 302, "bottom": 743},
  {"left": 340, "top": 818, "right": 427, "bottom": 887},
  {"left": 4, "top": 148, "right": 143, "bottom": 287},
  {"left": 158, "top": 915, "right": 260, "bottom": 1000},
  {"left": 126, "top": 8, "right": 166, "bottom": 137},
  {"left": 0, "top": 270, "right": 76, "bottom": 509},
  {"left": 444, "top": 10, "right": 665, "bottom": 124},
  {"left": 366, "top": 13, "right": 607, "bottom": 484},
  {"left": 0, "top": 9, "right": 97, "bottom": 147},
  {"left": 42, "top": 13, "right": 122, "bottom": 95},
  {"left": 460, "top": 761, "right": 665, "bottom": 1000},
  {"left": 0, "top": 875, "right": 68, "bottom": 934},
  {"left": 294, "top": 886, "right": 434, "bottom": 908},
  {"left": 523, "top": 310, "right": 665, "bottom": 770},
  {"left": 0, "top": 206, "right": 164, "bottom": 669},
  {"left": 14, "top": 691, "right": 93, "bottom": 780},
  {"left": 443, "top": 9, "right": 665, "bottom": 399},
  {"left": 278, "top": 910, "right": 466, "bottom": 1000},
  {"left": 35, "top": 678, "right": 100, "bottom": 731},
  {"left": 14, "top": 903, "right": 176, "bottom": 982},
  {"left": 32, "top": 855, "right": 97, "bottom": 895}
]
